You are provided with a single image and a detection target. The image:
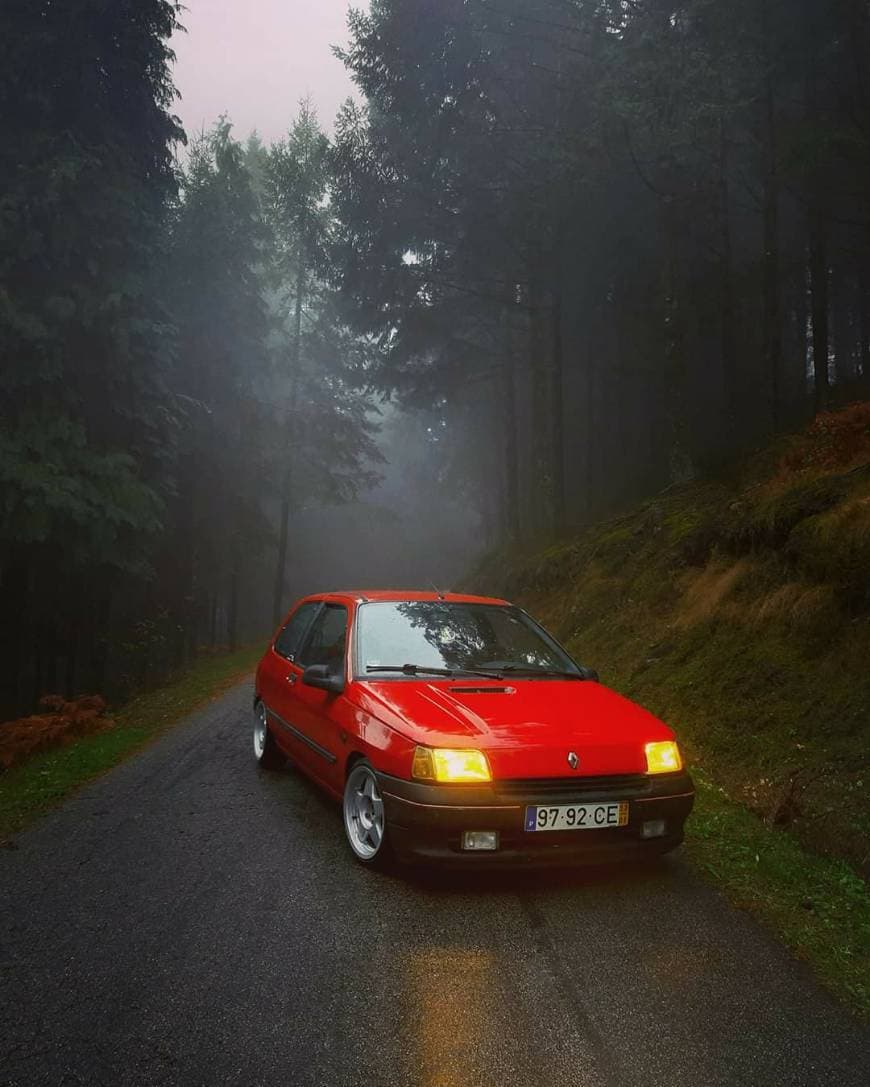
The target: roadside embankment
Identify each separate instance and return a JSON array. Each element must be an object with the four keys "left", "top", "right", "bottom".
[{"left": 475, "top": 403, "right": 870, "bottom": 1014}]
